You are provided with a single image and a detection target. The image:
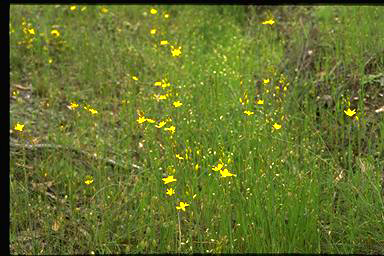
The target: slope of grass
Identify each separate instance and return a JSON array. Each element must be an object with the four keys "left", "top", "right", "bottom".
[{"left": 10, "top": 5, "right": 384, "bottom": 254}]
